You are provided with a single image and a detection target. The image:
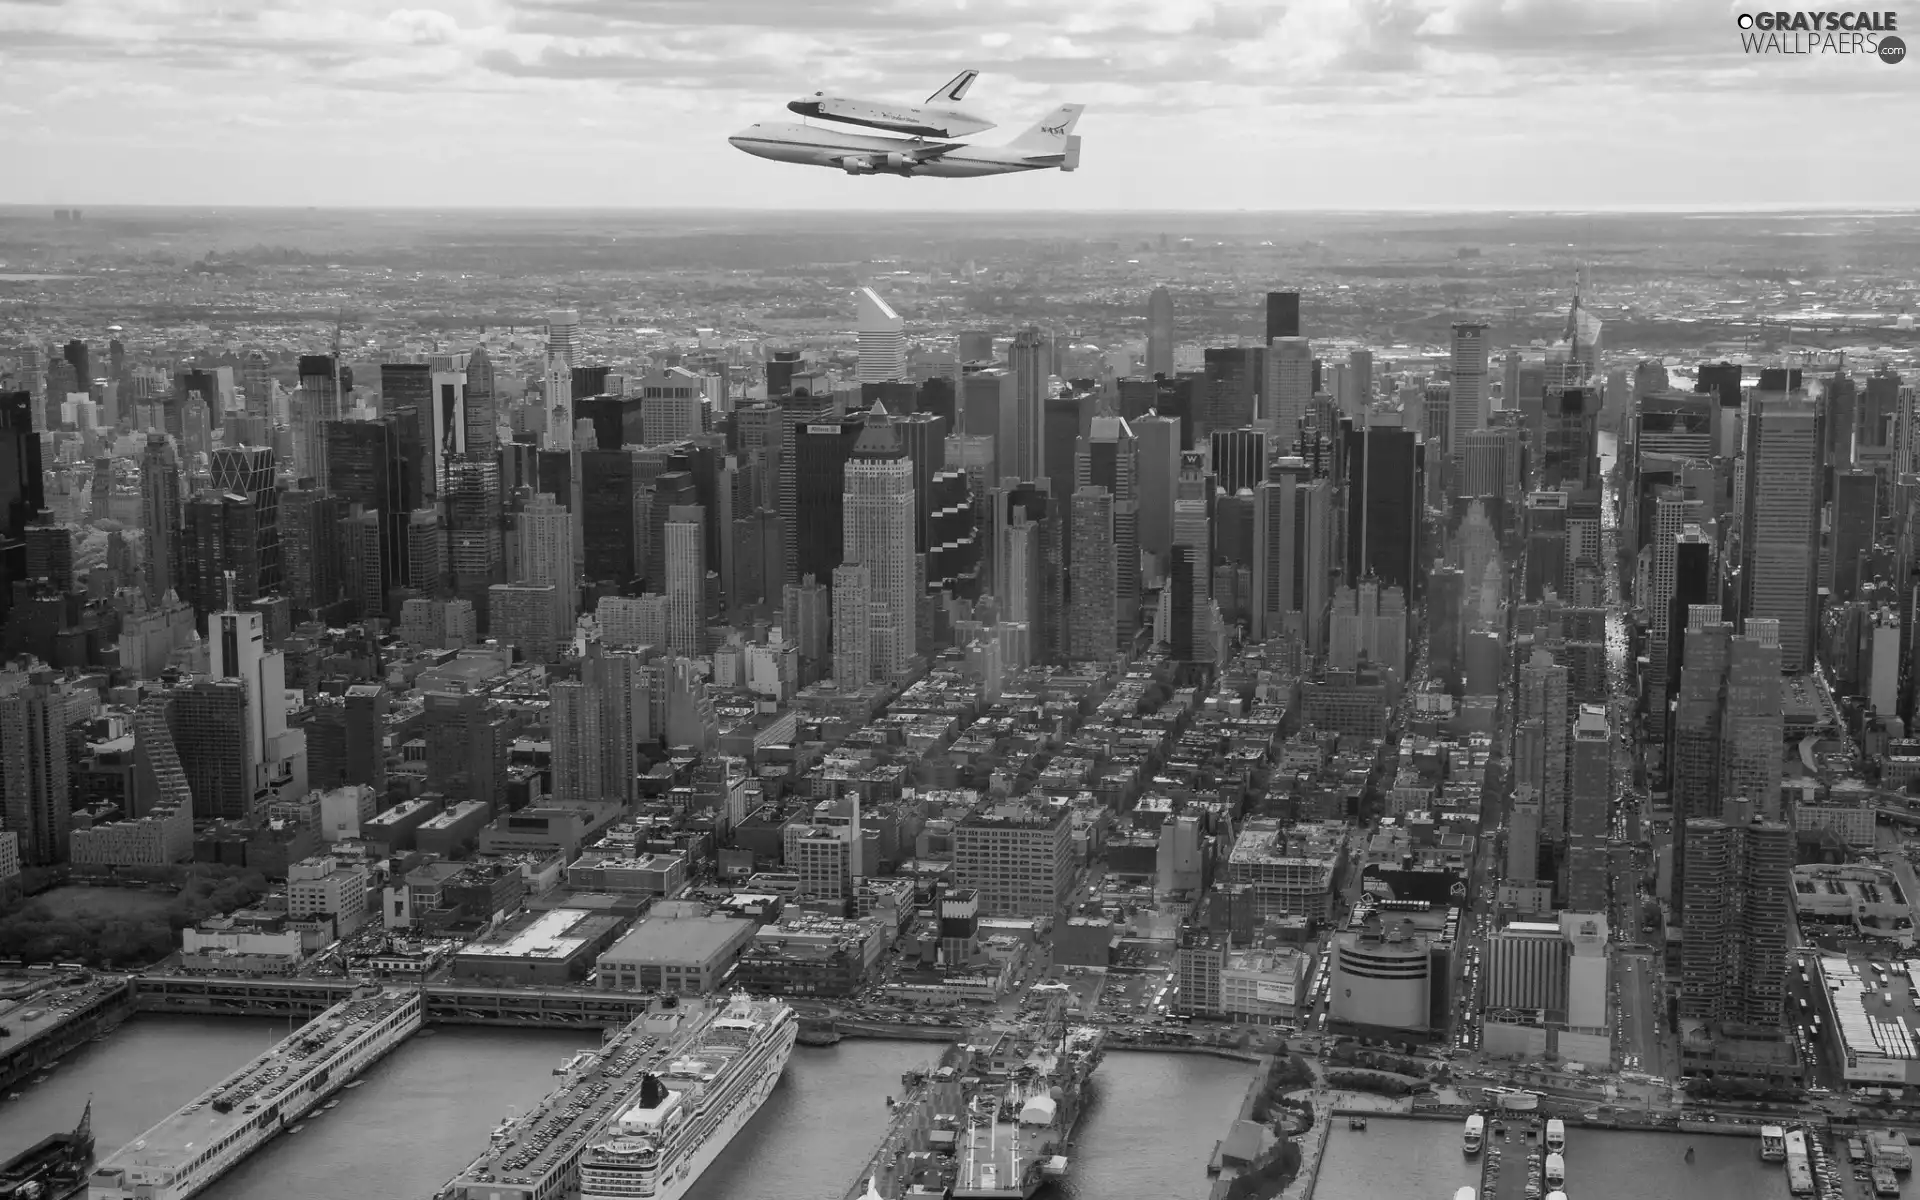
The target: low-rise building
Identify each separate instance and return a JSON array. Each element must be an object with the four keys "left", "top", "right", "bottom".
[
  {"left": 451, "top": 907, "right": 627, "bottom": 984},
  {"left": 731, "top": 913, "right": 889, "bottom": 997},
  {"left": 595, "top": 909, "right": 759, "bottom": 994},
  {"left": 287, "top": 856, "right": 370, "bottom": 936},
  {"left": 567, "top": 850, "right": 689, "bottom": 897}
]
